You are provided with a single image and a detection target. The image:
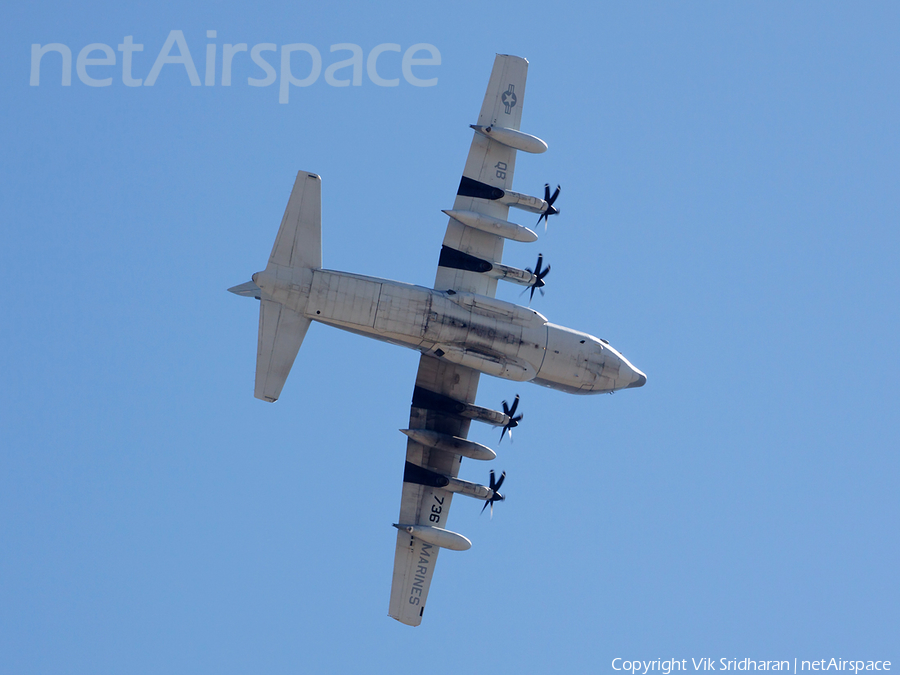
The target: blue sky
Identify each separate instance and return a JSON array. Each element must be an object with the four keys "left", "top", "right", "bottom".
[{"left": 2, "top": 2, "right": 898, "bottom": 673}]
